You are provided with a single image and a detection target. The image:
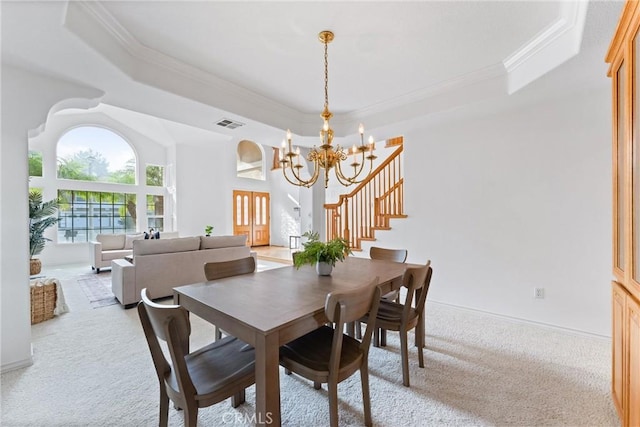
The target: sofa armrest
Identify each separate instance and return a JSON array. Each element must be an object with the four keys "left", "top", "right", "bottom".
[
  {"left": 111, "top": 259, "right": 136, "bottom": 306},
  {"left": 90, "top": 241, "right": 103, "bottom": 267}
]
